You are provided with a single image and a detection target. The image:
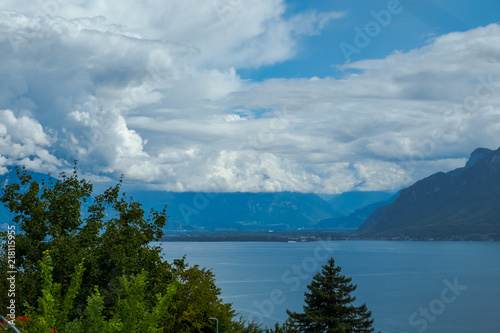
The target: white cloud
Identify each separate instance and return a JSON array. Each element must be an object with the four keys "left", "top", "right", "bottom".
[
  {"left": 1, "top": 0, "right": 344, "bottom": 69},
  {"left": 0, "top": 2, "right": 498, "bottom": 193},
  {"left": 0, "top": 109, "right": 61, "bottom": 172},
  {"left": 224, "top": 24, "right": 500, "bottom": 190}
]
